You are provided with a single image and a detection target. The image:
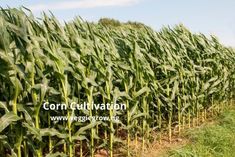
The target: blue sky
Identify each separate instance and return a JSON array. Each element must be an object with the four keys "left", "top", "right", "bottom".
[{"left": 0, "top": 0, "right": 235, "bottom": 47}]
